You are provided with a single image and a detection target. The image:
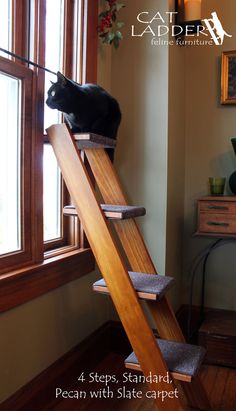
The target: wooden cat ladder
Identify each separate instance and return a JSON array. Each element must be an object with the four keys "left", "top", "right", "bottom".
[{"left": 47, "top": 123, "right": 213, "bottom": 411}]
